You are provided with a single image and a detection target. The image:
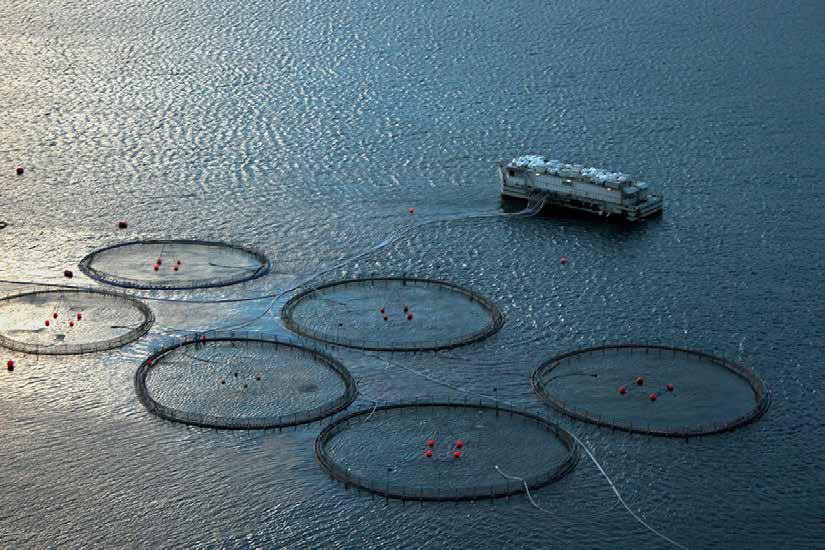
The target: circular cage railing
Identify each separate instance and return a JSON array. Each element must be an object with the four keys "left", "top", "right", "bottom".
[
  {"left": 135, "top": 332, "right": 358, "bottom": 430},
  {"left": 315, "top": 398, "right": 579, "bottom": 502},
  {"left": 281, "top": 277, "right": 504, "bottom": 352},
  {"left": 531, "top": 344, "right": 770, "bottom": 437},
  {"left": 79, "top": 239, "right": 270, "bottom": 291},
  {"left": 0, "top": 287, "right": 154, "bottom": 355}
]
